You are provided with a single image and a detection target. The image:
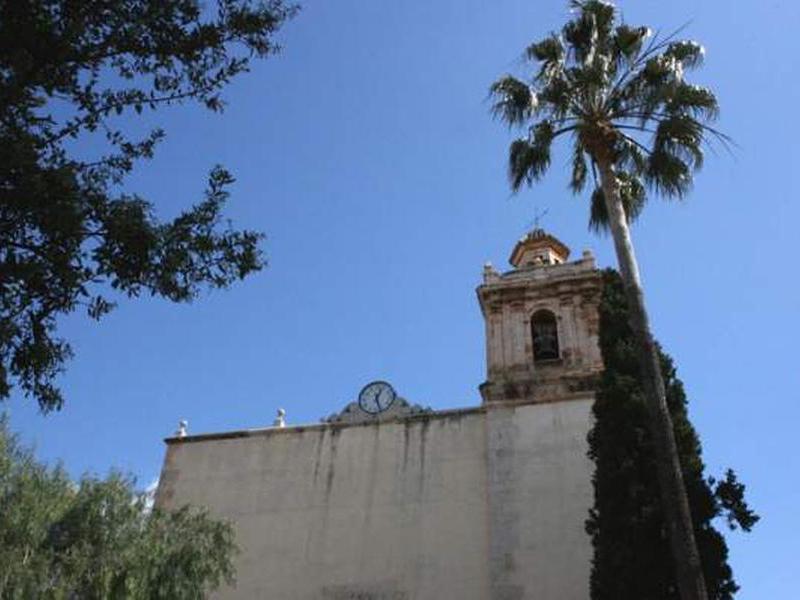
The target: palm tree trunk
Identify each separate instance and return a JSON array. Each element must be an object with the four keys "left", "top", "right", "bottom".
[{"left": 597, "top": 159, "right": 708, "bottom": 600}]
